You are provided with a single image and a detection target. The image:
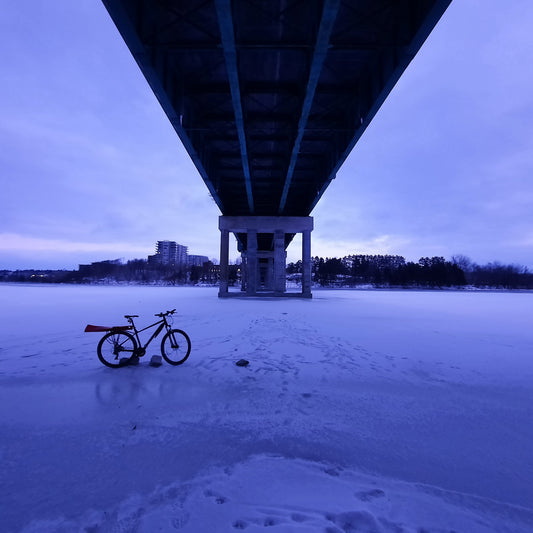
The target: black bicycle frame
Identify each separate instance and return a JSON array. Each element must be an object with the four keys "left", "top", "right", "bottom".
[{"left": 130, "top": 318, "right": 168, "bottom": 350}]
